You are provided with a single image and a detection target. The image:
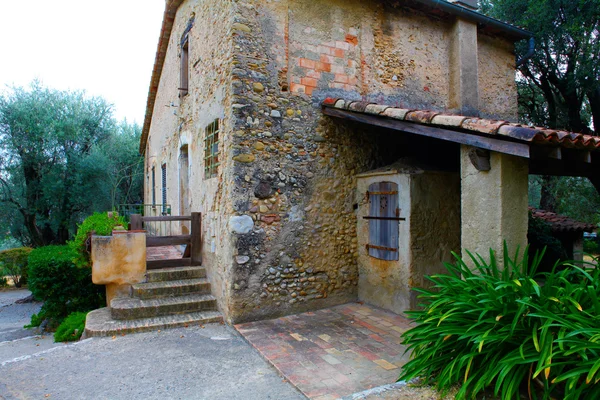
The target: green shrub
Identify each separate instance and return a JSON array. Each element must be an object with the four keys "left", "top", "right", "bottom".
[
  {"left": 0, "top": 247, "right": 33, "bottom": 287},
  {"left": 54, "top": 312, "right": 88, "bottom": 342},
  {"left": 70, "top": 212, "right": 127, "bottom": 267},
  {"left": 25, "top": 311, "right": 46, "bottom": 328},
  {"left": 0, "top": 277, "right": 8, "bottom": 288},
  {"left": 399, "top": 244, "right": 600, "bottom": 400},
  {"left": 583, "top": 239, "right": 599, "bottom": 255},
  {"left": 528, "top": 212, "right": 568, "bottom": 272},
  {"left": 28, "top": 245, "right": 104, "bottom": 326}
]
